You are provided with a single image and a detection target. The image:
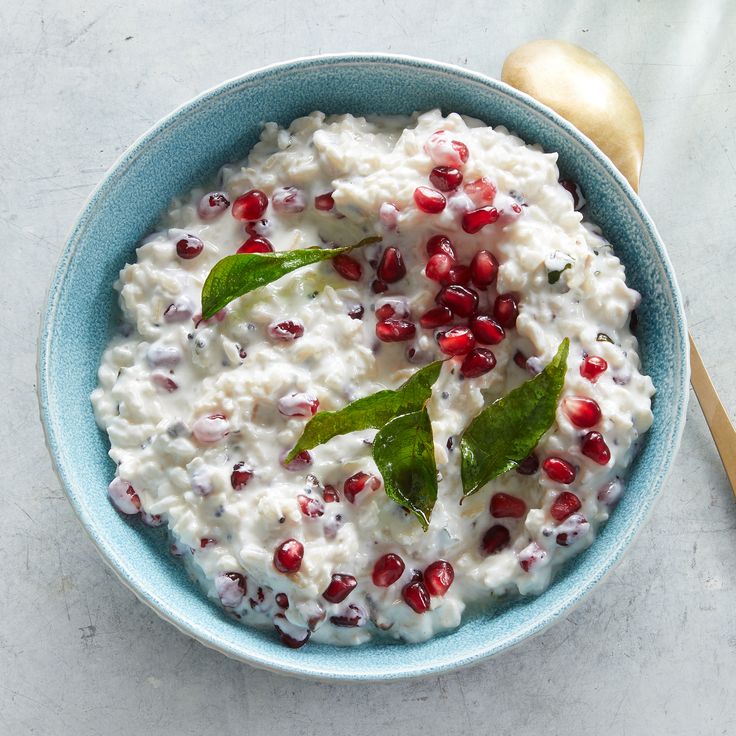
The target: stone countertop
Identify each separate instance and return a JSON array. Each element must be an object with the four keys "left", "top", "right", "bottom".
[{"left": 2, "top": 1, "right": 735, "bottom": 734}]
